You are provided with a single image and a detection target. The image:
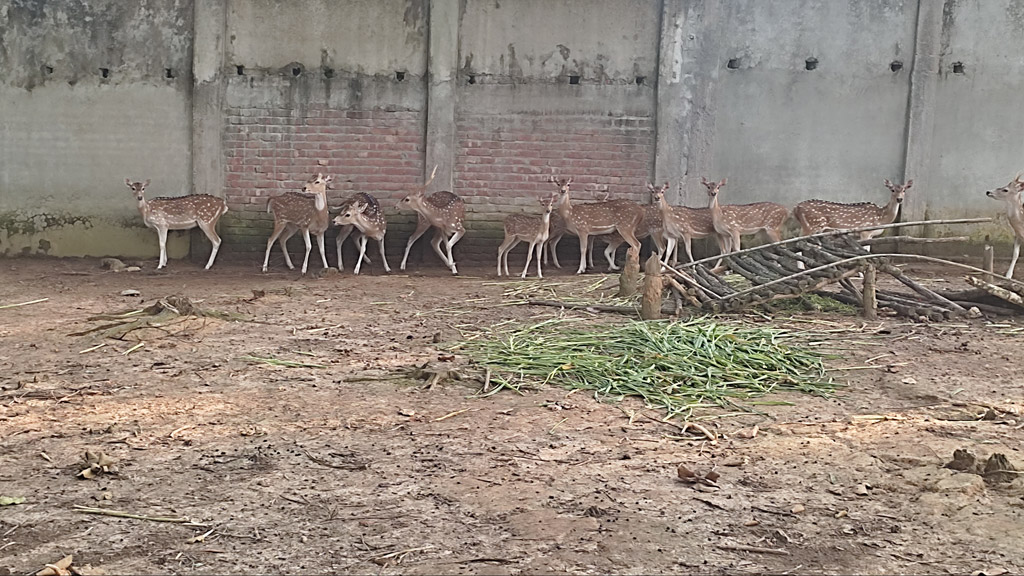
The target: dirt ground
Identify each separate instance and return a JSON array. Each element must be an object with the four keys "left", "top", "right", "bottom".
[{"left": 1, "top": 254, "right": 1023, "bottom": 575}]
